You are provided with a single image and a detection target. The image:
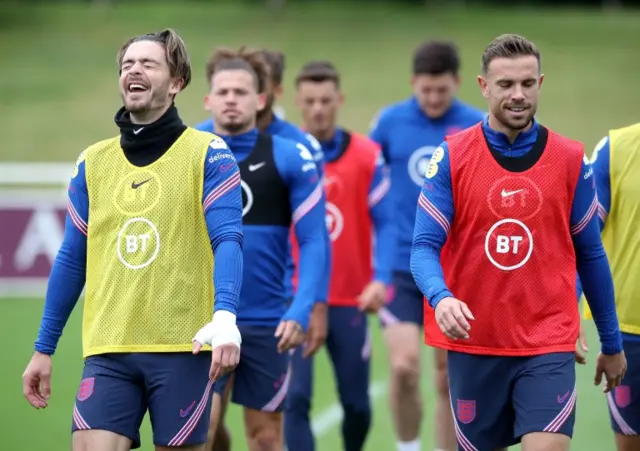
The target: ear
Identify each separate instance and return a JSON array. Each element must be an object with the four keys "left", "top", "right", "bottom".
[
  {"left": 338, "top": 92, "right": 345, "bottom": 106},
  {"left": 256, "top": 92, "right": 267, "bottom": 112},
  {"left": 169, "top": 78, "right": 183, "bottom": 96},
  {"left": 477, "top": 75, "right": 489, "bottom": 99},
  {"left": 203, "top": 94, "right": 211, "bottom": 111},
  {"left": 538, "top": 74, "right": 545, "bottom": 90}
]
